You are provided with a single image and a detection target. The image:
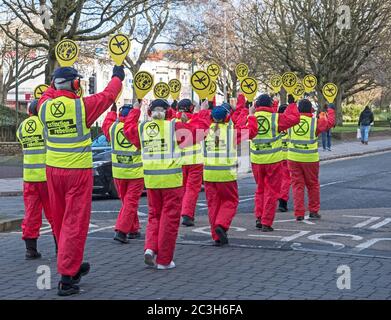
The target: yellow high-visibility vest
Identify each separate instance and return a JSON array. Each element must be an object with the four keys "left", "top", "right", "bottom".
[
  {"left": 250, "top": 111, "right": 283, "bottom": 164},
  {"left": 288, "top": 115, "right": 319, "bottom": 162},
  {"left": 139, "top": 119, "right": 182, "bottom": 189},
  {"left": 281, "top": 131, "right": 289, "bottom": 160},
  {"left": 38, "top": 97, "right": 92, "bottom": 168},
  {"left": 203, "top": 121, "right": 237, "bottom": 182},
  {"left": 175, "top": 118, "right": 203, "bottom": 165},
  {"left": 110, "top": 120, "right": 143, "bottom": 179},
  {"left": 16, "top": 116, "right": 46, "bottom": 182}
]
